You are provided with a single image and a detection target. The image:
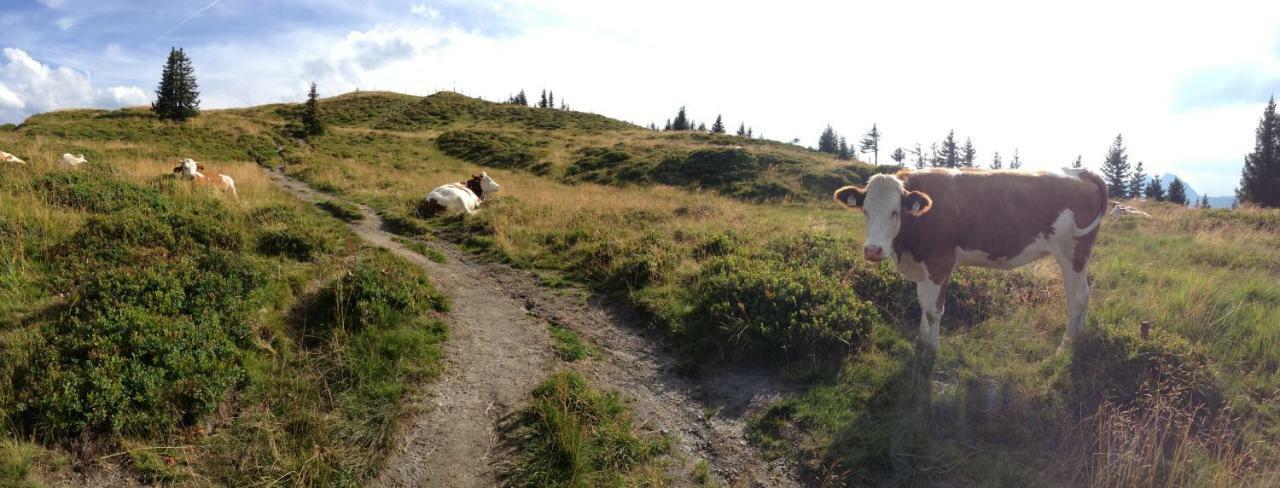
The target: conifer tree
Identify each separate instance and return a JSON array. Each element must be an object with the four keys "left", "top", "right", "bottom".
[
  {"left": 859, "top": 124, "right": 881, "bottom": 164},
  {"left": 1167, "top": 176, "right": 1189, "bottom": 206},
  {"left": 737, "top": 122, "right": 746, "bottom": 136},
  {"left": 940, "top": 130, "right": 959, "bottom": 167},
  {"left": 1144, "top": 176, "right": 1166, "bottom": 201},
  {"left": 1100, "top": 134, "right": 1131, "bottom": 199},
  {"left": 930, "top": 142, "right": 943, "bottom": 167},
  {"left": 1128, "top": 161, "right": 1146, "bottom": 199},
  {"left": 1072, "top": 155, "right": 1083, "bottom": 168},
  {"left": 747, "top": 127, "right": 753, "bottom": 138},
  {"left": 818, "top": 126, "right": 839, "bottom": 153},
  {"left": 696, "top": 122, "right": 706, "bottom": 132},
  {"left": 838, "top": 136, "right": 851, "bottom": 160},
  {"left": 1010, "top": 148, "right": 1022, "bottom": 169},
  {"left": 1198, "top": 195, "right": 1210, "bottom": 209},
  {"left": 990, "top": 151, "right": 1003, "bottom": 169},
  {"left": 301, "top": 82, "right": 325, "bottom": 137},
  {"left": 1237, "top": 96, "right": 1280, "bottom": 207},
  {"left": 960, "top": 138, "right": 977, "bottom": 167},
  {"left": 891, "top": 147, "right": 906, "bottom": 166},
  {"left": 672, "top": 107, "right": 690, "bottom": 131},
  {"left": 711, "top": 115, "right": 726, "bottom": 134},
  {"left": 910, "top": 143, "right": 926, "bottom": 169},
  {"left": 152, "top": 47, "right": 200, "bottom": 121},
  {"left": 664, "top": 119, "right": 672, "bottom": 131},
  {"left": 548, "top": 91, "right": 554, "bottom": 109},
  {"left": 539, "top": 90, "right": 547, "bottom": 108}
]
